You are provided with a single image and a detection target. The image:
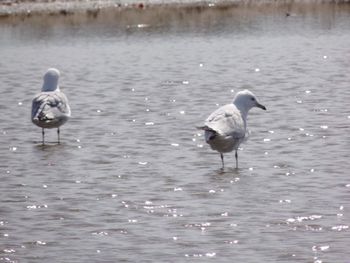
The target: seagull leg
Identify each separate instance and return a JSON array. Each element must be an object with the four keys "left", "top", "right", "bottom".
[
  {"left": 220, "top": 153, "right": 224, "bottom": 169},
  {"left": 42, "top": 128, "right": 45, "bottom": 145},
  {"left": 57, "top": 128, "right": 60, "bottom": 144},
  {"left": 235, "top": 150, "right": 238, "bottom": 169}
]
